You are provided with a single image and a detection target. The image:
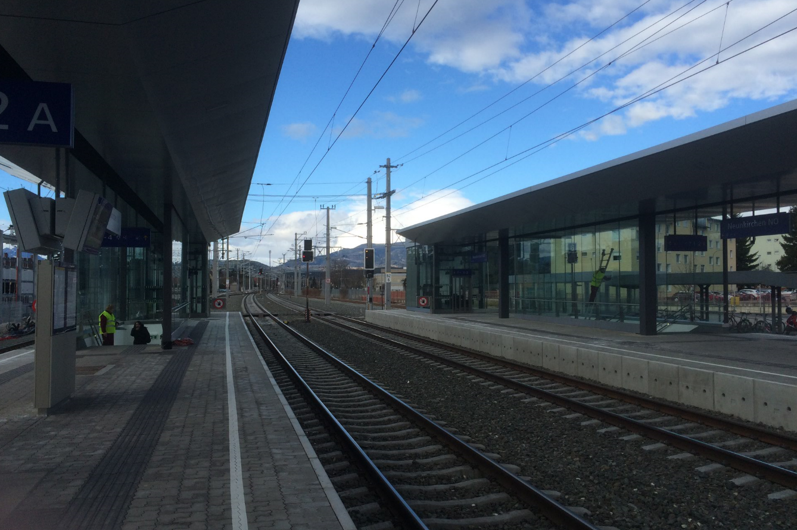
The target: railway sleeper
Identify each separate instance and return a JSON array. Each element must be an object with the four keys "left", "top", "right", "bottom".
[
  {"left": 422, "top": 509, "right": 536, "bottom": 529},
  {"left": 407, "top": 492, "right": 510, "bottom": 510},
  {"left": 371, "top": 454, "right": 458, "bottom": 468},
  {"left": 351, "top": 428, "right": 422, "bottom": 440},
  {"left": 394, "top": 478, "right": 491, "bottom": 495},
  {"left": 346, "top": 421, "right": 413, "bottom": 433},
  {"left": 382, "top": 464, "right": 482, "bottom": 481},
  {"left": 366, "top": 445, "right": 444, "bottom": 458}
]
